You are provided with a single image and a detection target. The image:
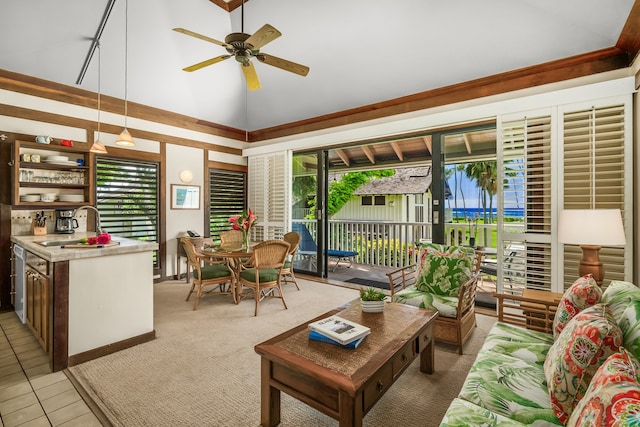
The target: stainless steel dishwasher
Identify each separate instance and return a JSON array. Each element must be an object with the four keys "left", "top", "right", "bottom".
[{"left": 13, "top": 244, "right": 26, "bottom": 323}]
